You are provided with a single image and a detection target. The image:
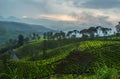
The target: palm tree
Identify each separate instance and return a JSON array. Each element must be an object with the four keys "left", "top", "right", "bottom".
[
  {"left": 60, "top": 31, "right": 65, "bottom": 39},
  {"left": 80, "top": 29, "right": 89, "bottom": 39},
  {"left": 43, "top": 32, "right": 47, "bottom": 39},
  {"left": 87, "top": 27, "right": 97, "bottom": 38},
  {"left": 115, "top": 22, "right": 120, "bottom": 34},
  {"left": 43, "top": 32, "right": 48, "bottom": 59},
  {"left": 54, "top": 32, "right": 60, "bottom": 39},
  {"left": 18, "top": 34, "right": 24, "bottom": 46},
  {"left": 101, "top": 27, "right": 110, "bottom": 36},
  {"left": 96, "top": 26, "right": 112, "bottom": 37},
  {"left": 46, "top": 32, "right": 53, "bottom": 40},
  {"left": 80, "top": 29, "right": 88, "bottom": 36},
  {"left": 67, "top": 31, "right": 73, "bottom": 38},
  {"left": 96, "top": 26, "right": 102, "bottom": 36},
  {"left": 73, "top": 30, "right": 79, "bottom": 38}
]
